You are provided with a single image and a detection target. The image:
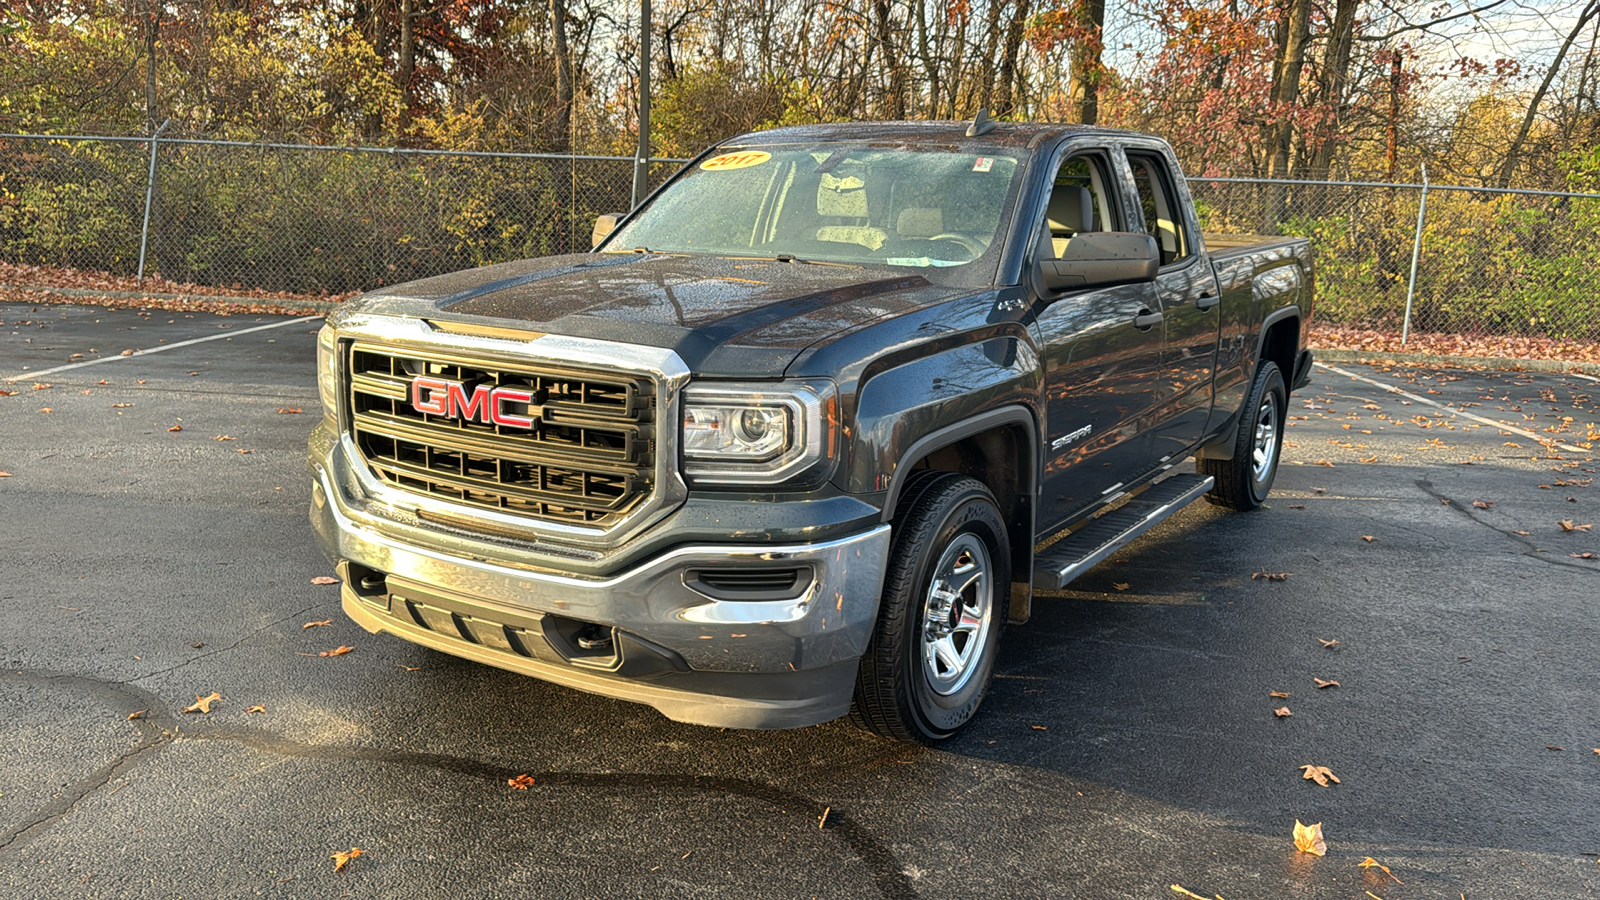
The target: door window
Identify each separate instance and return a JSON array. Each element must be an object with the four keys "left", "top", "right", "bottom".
[
  {"left": 1044, "top": 155, "right": 1119, "bottom": 258},
  {"left": 1127, "top": 153, "right": 1190, "bottom": 267}
]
